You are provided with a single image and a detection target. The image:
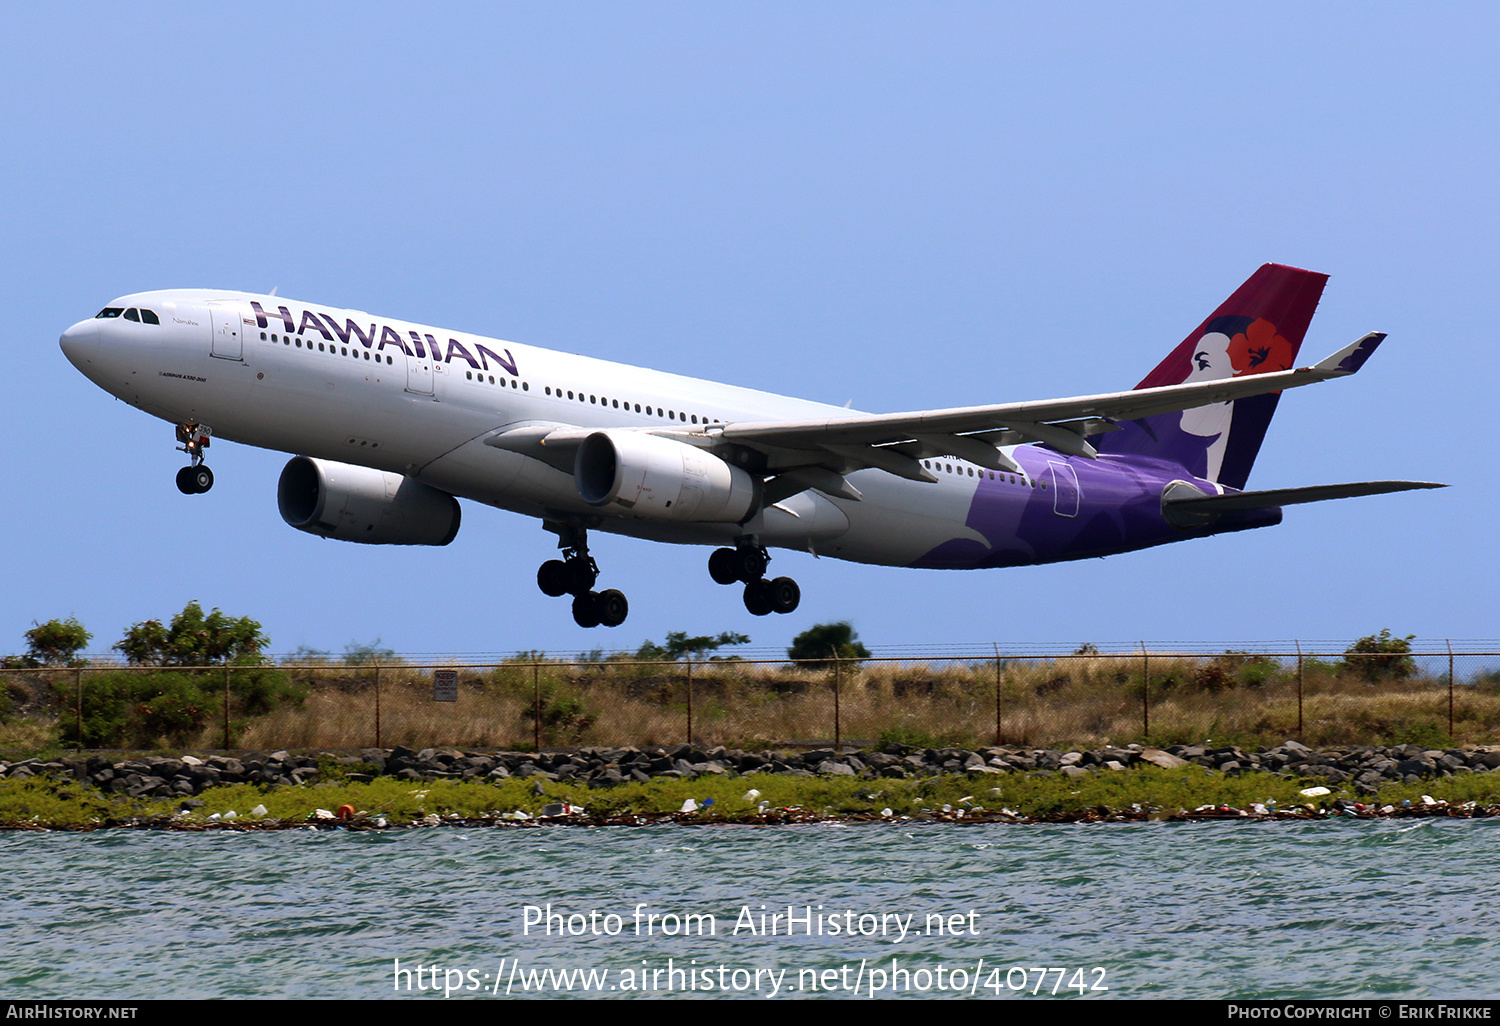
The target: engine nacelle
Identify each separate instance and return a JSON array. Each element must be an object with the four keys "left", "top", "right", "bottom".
[
  {"left": 277, "top": 456, "right": 461, "bottom": 545},
  {"left": 574, "top": 431, "right": 759, "bottom": 522}
]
